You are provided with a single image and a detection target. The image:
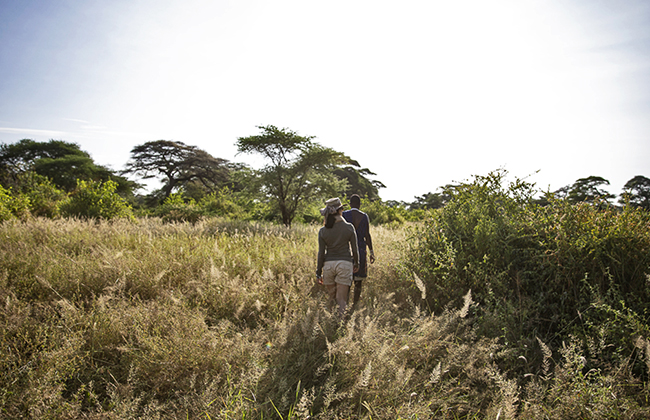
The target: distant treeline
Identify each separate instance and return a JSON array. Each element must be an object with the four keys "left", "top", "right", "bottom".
[{"left": 1, "top": 127, "right": 649, "bottom": 224}]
